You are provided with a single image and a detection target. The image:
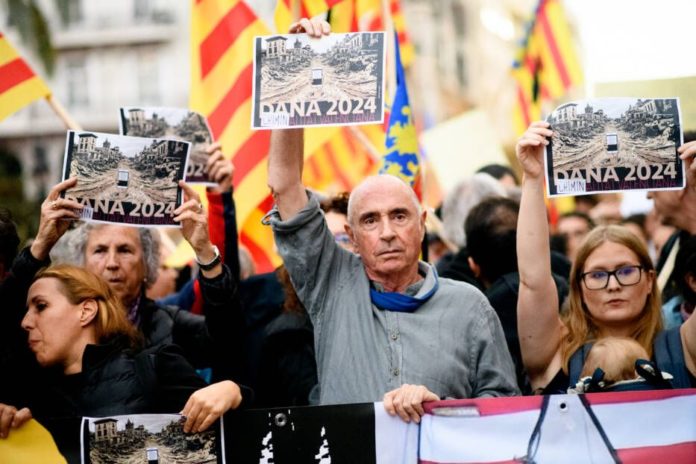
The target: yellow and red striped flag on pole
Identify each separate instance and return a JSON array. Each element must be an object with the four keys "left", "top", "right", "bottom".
[
  {"left": 190, "top": 0, "right": 282, "bottom": 272},
  {"left": 0, "top": 32, "right": 51, "bottom": 121},
  {"left": 511, "top": 0, "right": 582, "bottom": 135}
]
